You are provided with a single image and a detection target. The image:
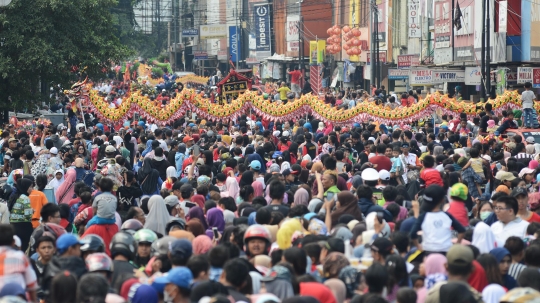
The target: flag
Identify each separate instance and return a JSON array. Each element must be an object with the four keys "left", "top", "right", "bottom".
[{"left": 454, "top": 1, "right": 463, "bottom": 30}]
